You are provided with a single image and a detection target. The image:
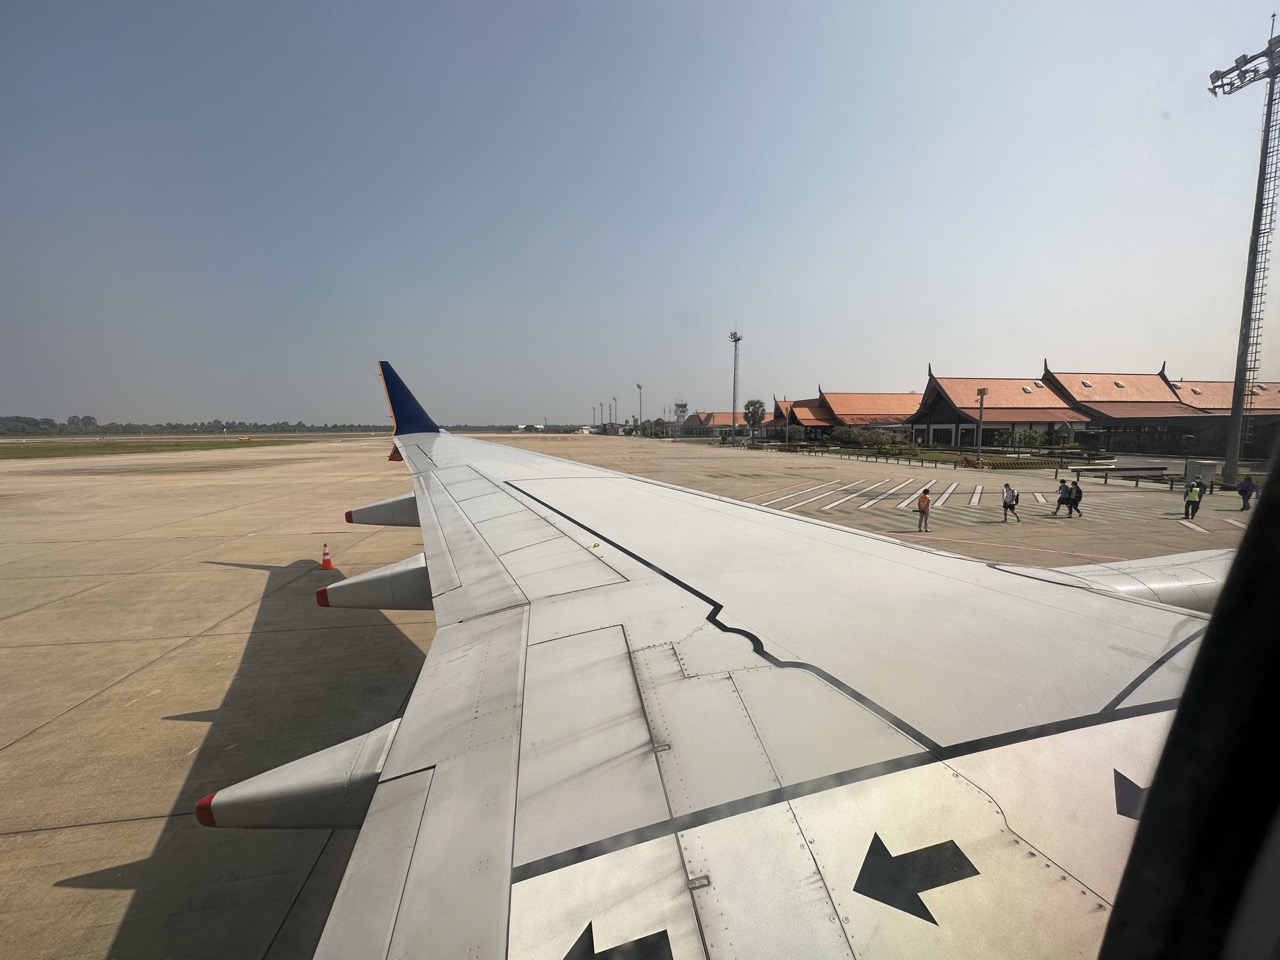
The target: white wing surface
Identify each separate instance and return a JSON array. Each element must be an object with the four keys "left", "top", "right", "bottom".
[{"left": 203, "top": 364, "right": 1210, "bottom": 960}]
